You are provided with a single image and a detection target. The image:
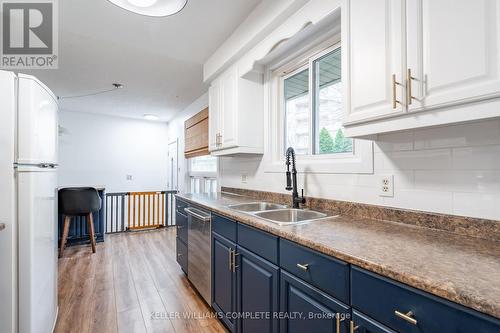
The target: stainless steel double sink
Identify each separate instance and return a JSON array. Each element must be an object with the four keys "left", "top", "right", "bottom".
[{"left": 227, "top": 202, "right": 333, "bottom": 226}]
